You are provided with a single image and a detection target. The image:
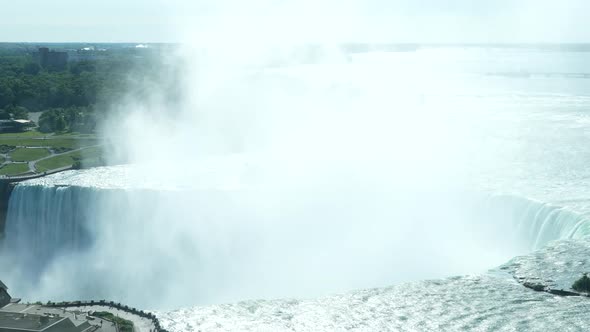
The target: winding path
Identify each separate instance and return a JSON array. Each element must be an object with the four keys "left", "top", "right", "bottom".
[
  {"left": 65, "top": 306, "right": 157, "bottom": 332},
  {"left": 0, "top": 145, "right": 100, "bottom": 178},
  {"left": 29, "top": 145, "right": 101, "bottom": 172}
]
